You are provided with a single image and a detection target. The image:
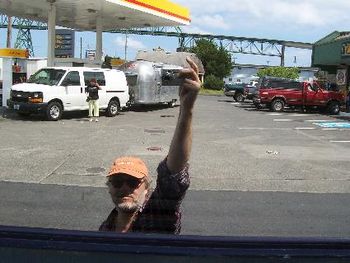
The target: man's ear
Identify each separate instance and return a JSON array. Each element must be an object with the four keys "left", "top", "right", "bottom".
[{"left": 143, "top": 187, "right": 149, "bottom": 198}]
